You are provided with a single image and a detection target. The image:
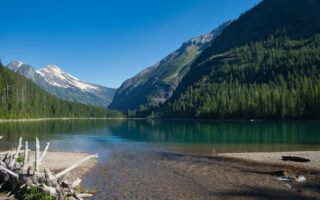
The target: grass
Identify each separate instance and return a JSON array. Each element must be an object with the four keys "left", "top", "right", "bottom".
[
  {"left": 24, "top": 187, "right": 53, "bottom": 200},
  {"left": 16, "top": 154, "right": 24, "bottom": 163}
]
